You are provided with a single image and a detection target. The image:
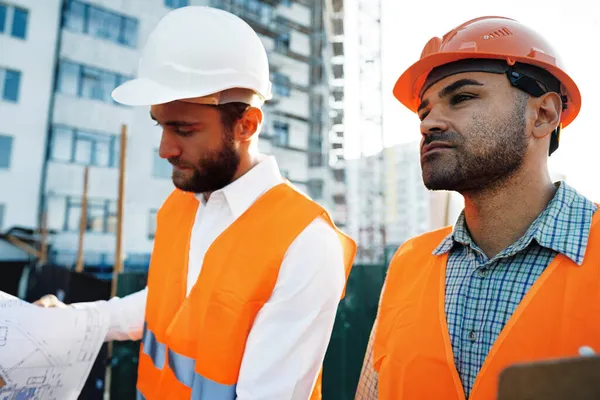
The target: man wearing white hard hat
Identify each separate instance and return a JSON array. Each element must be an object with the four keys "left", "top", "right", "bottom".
[{"left": 36, "top": 6, "right": 356, "bottom": 400}]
